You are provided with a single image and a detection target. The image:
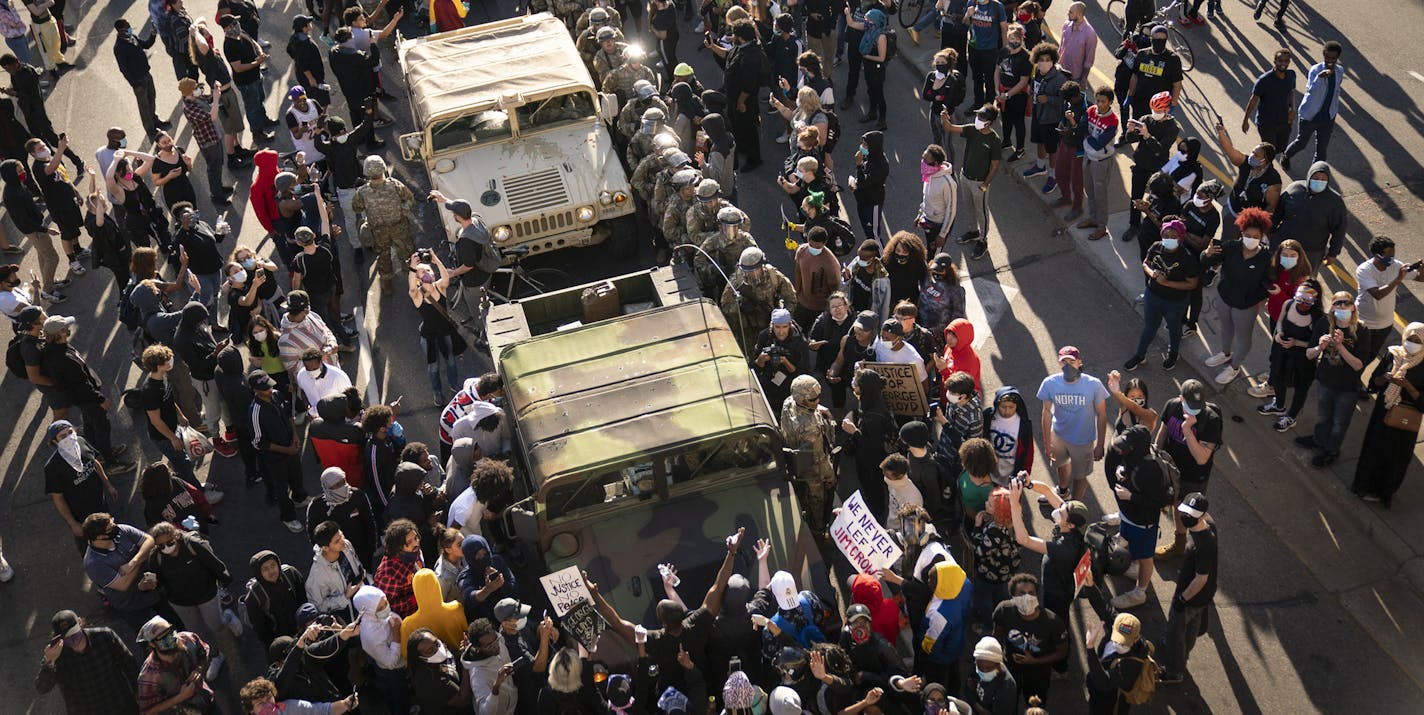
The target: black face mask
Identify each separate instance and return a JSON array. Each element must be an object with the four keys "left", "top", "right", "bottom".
[
  {"left": 1180, "top": 513, "right": 1201, "bottom": 529},
  {"left": 1151, "top": 38, "right": 1168, "bottom": 52},
  {"left": 934, "top": 63, "right": 949, "bottom": 73}
]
